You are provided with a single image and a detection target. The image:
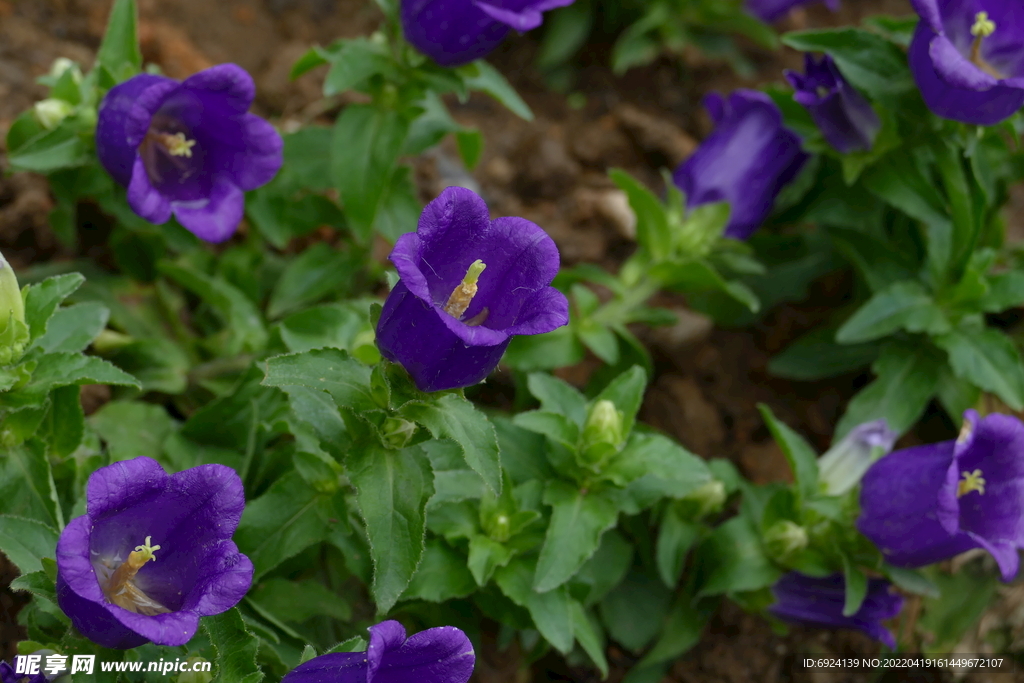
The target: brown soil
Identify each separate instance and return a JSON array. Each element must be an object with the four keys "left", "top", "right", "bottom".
[{"left": 0, "top": 0, "right": 1012, "bottom": 681}]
